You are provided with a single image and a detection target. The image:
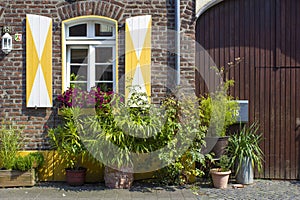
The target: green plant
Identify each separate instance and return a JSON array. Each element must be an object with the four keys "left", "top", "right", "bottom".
[
  {"left": 196, "top": 153, "right": 215, "bottom": 179},
  {"left": 82, "top": 87, "right": 162, "bottom": 169},
  {"left": 80, "top": 85, "right": 207, "bottom": 185},
  {"left": 0, "top": 122, "right": 23, "bottom": 170},
  {"left": 48, "top": 107, "right": 87, "bottom": 169},
  {"left": 216, "top": 155, "right": 231, "bottom": 172},
  {"left": 0, "top": 122, "right": 45, "bottom": 172},
  {"left": 199, "top": 79, "right": 239, "bottom": 137},
  {"left": 154, "top": 95, "right": 206, "bottom": 185},
  {"left": 14, "top": 156, "right": 32, "bottom": 171},
  {"left": 227, "top": 122, "right": 264, "bottom": 174},
  {"left": 28, "top": 152, "right": 45, "bottom": 168}
]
